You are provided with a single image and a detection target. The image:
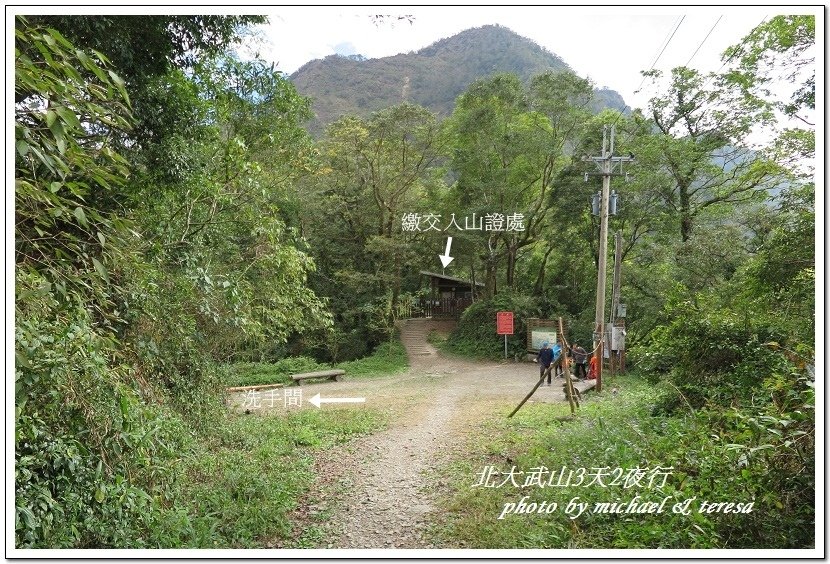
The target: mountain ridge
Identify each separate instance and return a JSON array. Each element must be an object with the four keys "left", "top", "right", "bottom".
[{"left": 290, "top": 24, "right": 627, "bottom": 135}]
